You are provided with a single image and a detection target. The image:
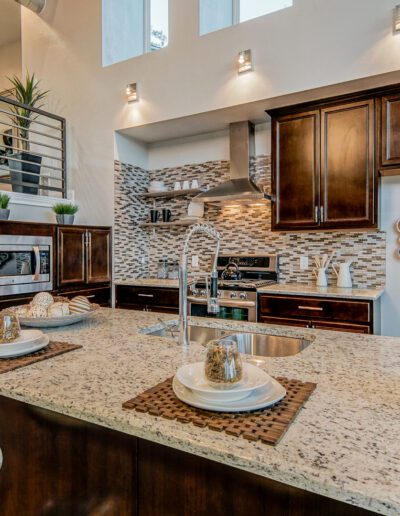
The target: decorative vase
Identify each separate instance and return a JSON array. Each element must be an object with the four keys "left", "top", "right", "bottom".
[
  {"left": 0, "top": 209, "right": 10, "bottom": 221},
  {"left": 56, "top": 214, "right": 75, "bottom": 225},
  {"left": 9, "top": 152, "right": 42, "bottom": 195}
]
